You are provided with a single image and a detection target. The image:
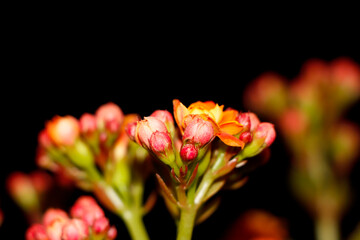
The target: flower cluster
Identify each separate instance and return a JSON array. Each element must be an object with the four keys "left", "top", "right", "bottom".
[
  {"left": 244, "top": 57, "right": 360, "bottom": 240},
  {"left": 26, "top": 196, "right": 117, "bottom": 240},
  {"left": 127, "top": 99, "right": 275, "bottom": 239}
]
